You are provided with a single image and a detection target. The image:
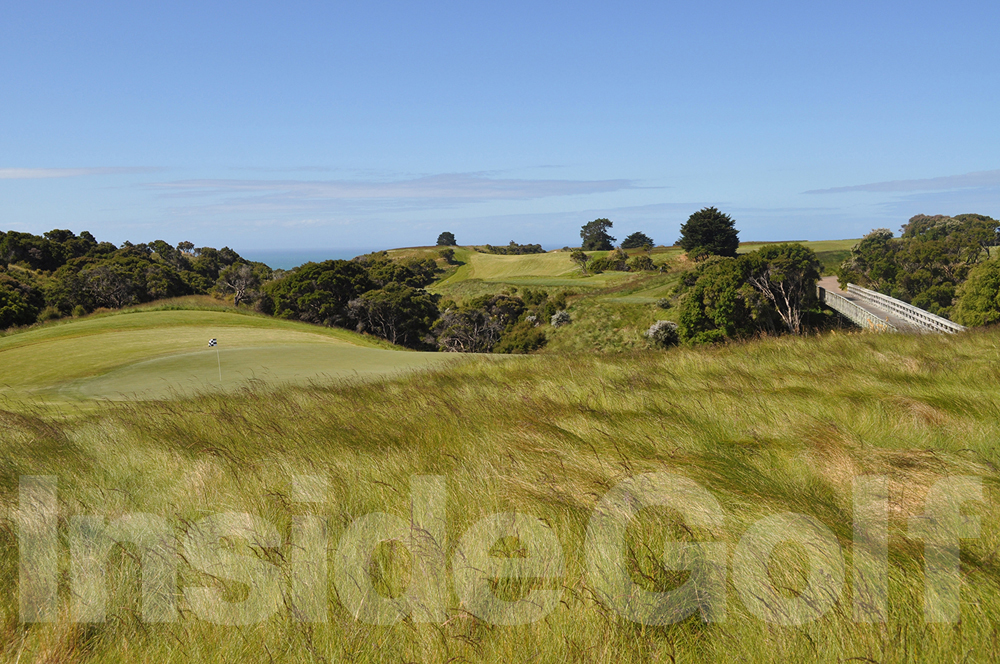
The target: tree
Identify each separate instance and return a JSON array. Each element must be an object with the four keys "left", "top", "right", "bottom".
[
  {"left": 677, "top": 257, "right": 776, "bottom": 343},
  {"left": 954, "top": 259, "right": 1000, "bottom": 326},
  {"left": 678, "top": 207, "right": 739, "bottom": 260},
  {"left": 570, "top": 250, "right": 590, "bottom": 274},
  {"left": 744, "top": 243, "right": 821, "bottom": 335},
  {"left": 265, "top": 260, "right": 375, "bottom": 326},
  {"left": 348, "top": 282, "right": 439, "bottom": 348},
  {"left": 437, "top": 231, "right": 457, "bottom": 246},
  {"left": 217, "top": 263, "right": 260, "bottom": 306},
  {"left": 439, "top": 247, "right": 456, "bottom": 264},
  {"left": 621, "top": 231, "right": 654, "bottom": 249},
  {"left": 0, "top": 271, "right": 44, "bottom": 329},
  {"left": 580, "top": 219, "right": 616, "bottom": 251}
]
